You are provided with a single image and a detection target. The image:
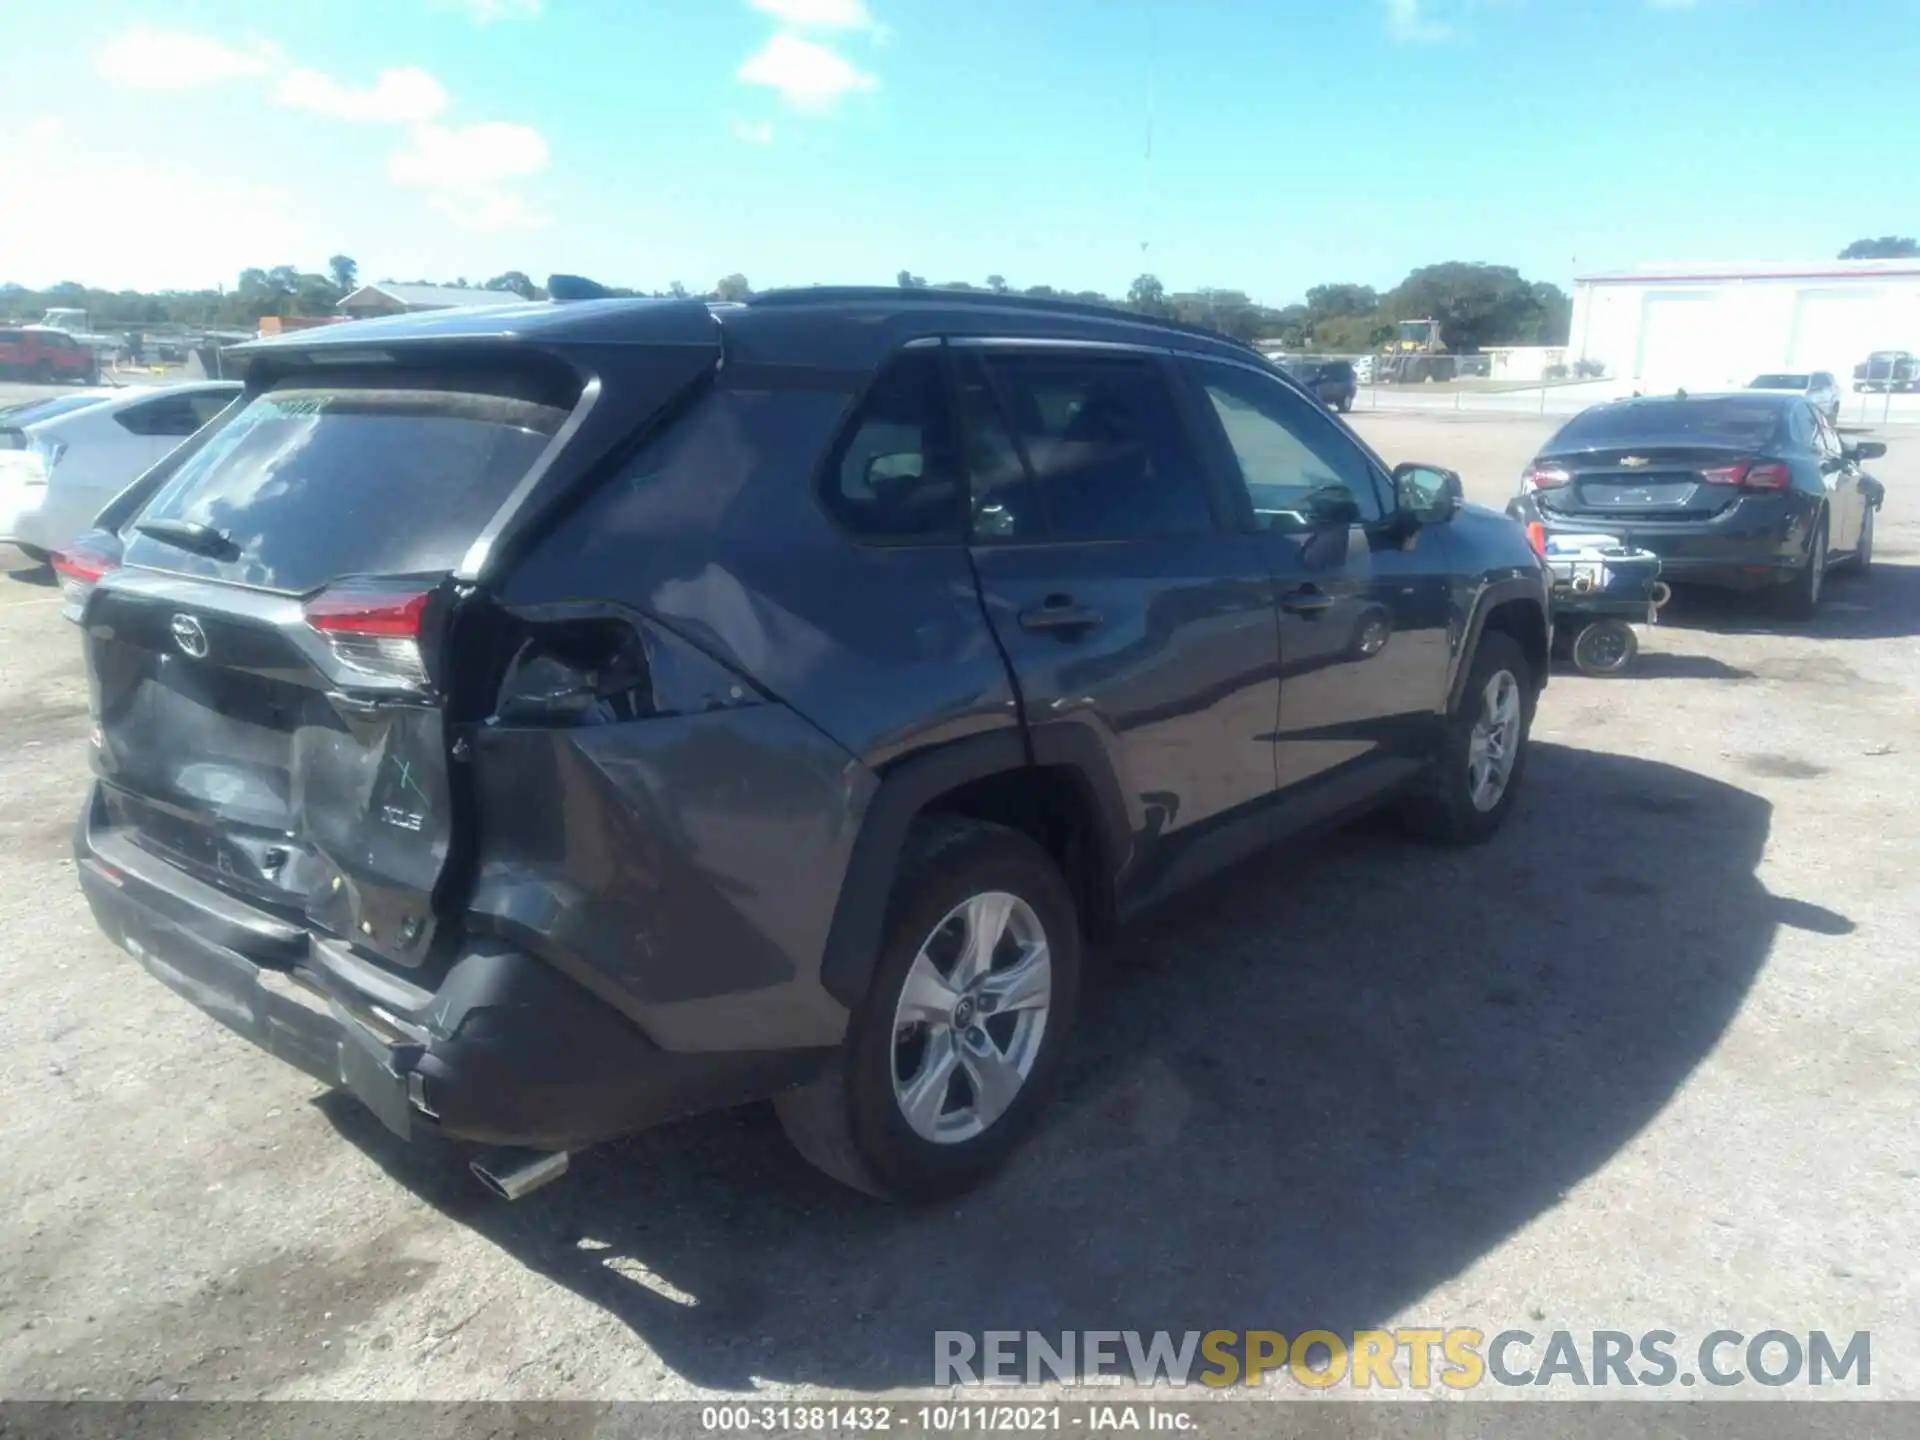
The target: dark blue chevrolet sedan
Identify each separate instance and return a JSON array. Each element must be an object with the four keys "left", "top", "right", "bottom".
[{"left": 1508, "top": 392, "right": 1885, "bottom": 619}]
